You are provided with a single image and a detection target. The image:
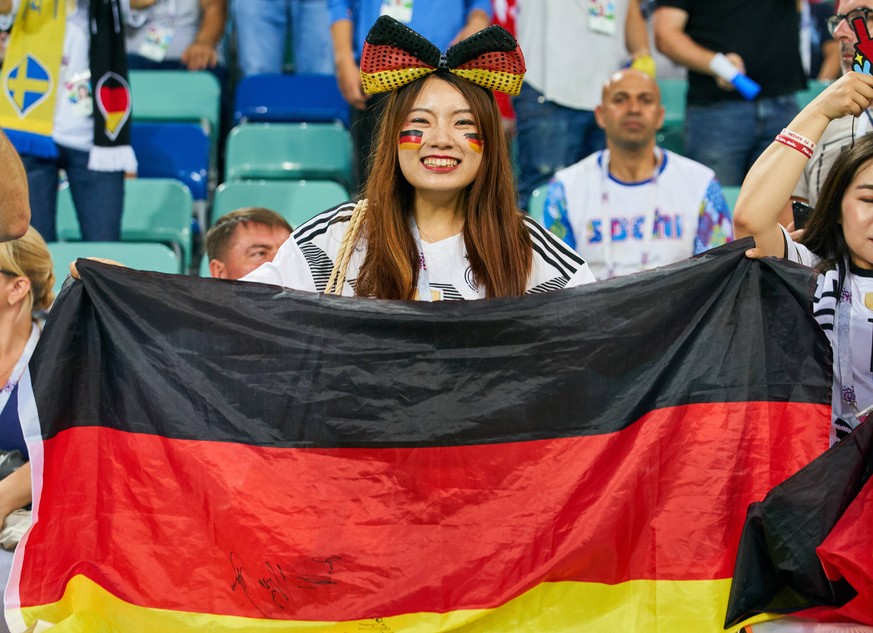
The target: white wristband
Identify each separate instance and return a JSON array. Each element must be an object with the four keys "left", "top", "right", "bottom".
[{"left": 709, "top": 53, "right": 739, "bottom": 82}]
